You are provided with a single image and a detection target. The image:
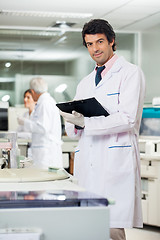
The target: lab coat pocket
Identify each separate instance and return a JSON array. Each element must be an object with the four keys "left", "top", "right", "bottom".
[
  {"left": 107, "top": 144, "right": 133, "bottom": 172},
  {"left": 106, "top": 92, "right": 120, "bottom": 114}
]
